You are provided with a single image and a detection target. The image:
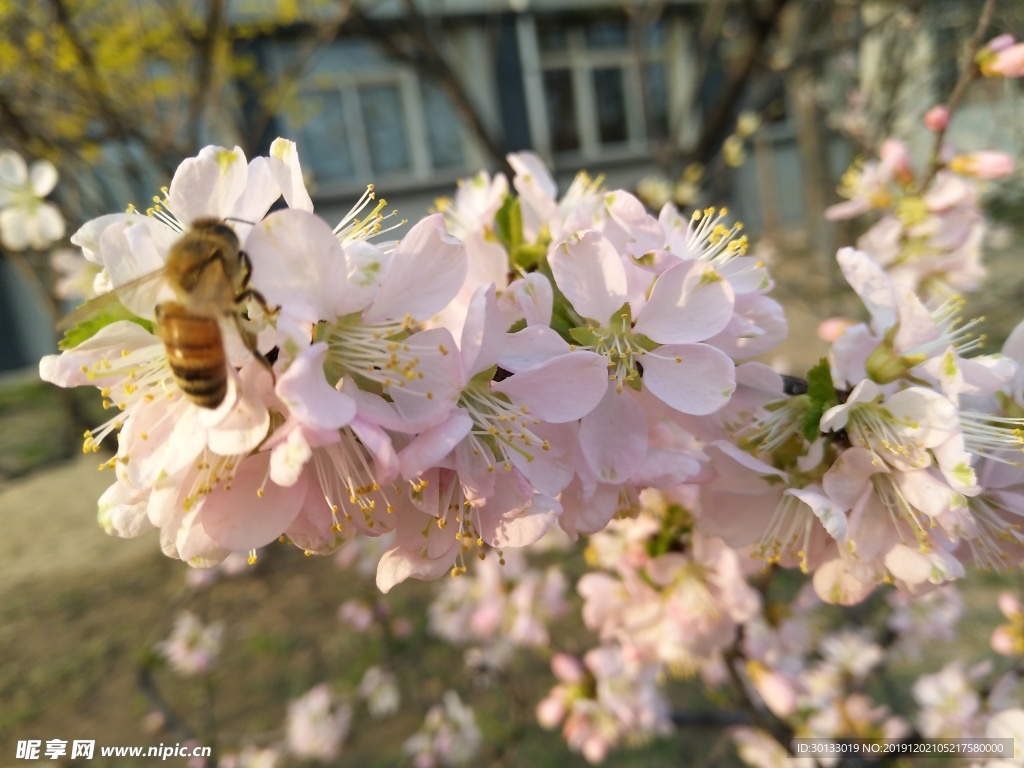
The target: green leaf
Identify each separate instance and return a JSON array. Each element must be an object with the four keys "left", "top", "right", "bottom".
[
  {"left": 58, "top": 297, "right": 154, "bottom": 351},
  {"left": 802, "top": 358, "right": 837, "bottom": 442},
  {"left": 493, "top": 195, "right": 523, "bottom": 253}
]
